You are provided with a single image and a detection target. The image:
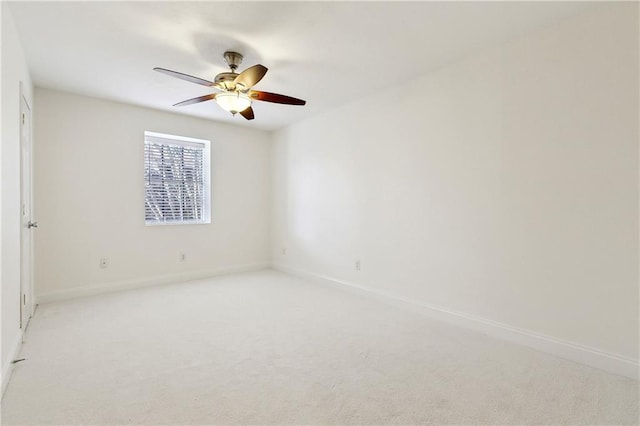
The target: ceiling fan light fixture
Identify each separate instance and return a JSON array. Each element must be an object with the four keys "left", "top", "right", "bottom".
[{"left": 215, "top": 91, "right": 252, "bottom": 114}]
